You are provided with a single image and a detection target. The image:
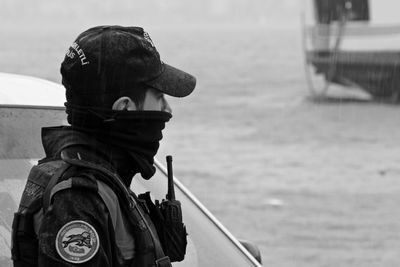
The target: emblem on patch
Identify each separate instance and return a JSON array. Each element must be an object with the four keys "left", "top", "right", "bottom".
[{"left": 56, "top": 220, "right": 99, "bottom": 264}]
